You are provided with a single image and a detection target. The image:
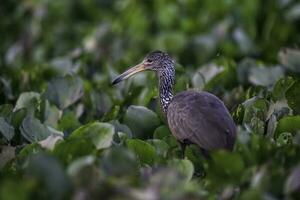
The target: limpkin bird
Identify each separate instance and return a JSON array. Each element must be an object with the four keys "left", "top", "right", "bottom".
[{"left": 113, "top": 51, "right": 236, "bottom": 158}]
